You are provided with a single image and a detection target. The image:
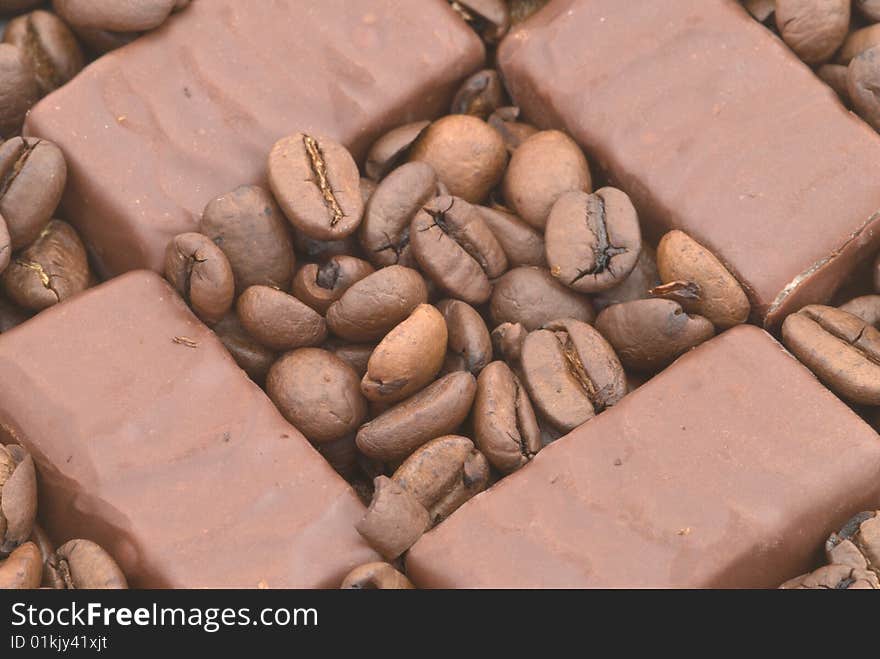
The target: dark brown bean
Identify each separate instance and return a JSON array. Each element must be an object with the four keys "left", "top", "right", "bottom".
[
  {"left": 211, "top": 312, "right": 276, "bottom": 385},
  {"left": 487, "top": 106, "right": 539, "bottom": 153},
  {"left": 323, "top": 339, "right": 375, "bottom": 379},
  {"left": 0, "top": 541, "right": 41, "bottom": 589},
  {"left": 2, "top": 220, "right": 90, "bottom": 311},
  {"left": 776, "top": 0, "right": 850, "bottom": 65},
  {"left": 0, "top": 443, "right": 36, "bottom": 556},
  {"left": 316, "top": 434, "right": 358, "bottom": 479},
  {"left": 292, "top": 229, "right": 359, "bottom": 263},
  {"left": 593, "top": 245, "right": 660, "bottom": 312},
  {"left": 266, "top": 348, "right": 367, "bottom": 444},
  {"left": 0, "top": 293, "right": 30, "bottom": 332},
  {"left": 356, "top": 476, "right": 429, "bottom": 561},
  {"left": 340, "top": 562, "right": 414, "bottom": 589},
  {"left": 857, "top": 0, "right": 880, "bottom": 22},
  {"left": 490, "top": 266, "right": 595, "bottom": 330},
  {"left": 450, "top": 0, "right": 510, "bottom": 43},
  {"left": 509, "top": 0, "right": 550, "bottom": 24},
  {"left": 0, "top": 43, "right": 38, "bottom": 138},
  {"left": 356, "top": 371, "right": 476, "bottom": 462},
  {"left": 817, "top": 63, "right": 851, "bottom": 104},
  {"left": 838, "top": 23, "right": 880, "bottom": 64},
  {"left": 0, "top": 137, "right": 67, "bottom": 249},
  {"left": 3, "top": 10, "right": 84, "bottom": 95},
  {"left": 200, "top": 185, "right": 295, "bottom": 294},
  {"left": 839, "top": 295, "right": 880, "bottom": 327},
  {"left": 476, "top": 204, "right": 545, "bottom": 267},
  {"left": 365, "top": 120, "right": 430, "bottom": 182},
  {"left": 450, "top": 68, "right": 505, "bottom": 119},
  {"left": 164, "top": 232, "right": 234, "bottom": 325},
  {"left": 49, "top": 539, "right": 128, "bottom": 589},
  {"left": 436, "top": 298, "right": 492, "bottom": 375},
  {"left": 236, "top": 285, "right": 327, "bottom": 352},
  {"left": 0, "top": 1, "right": 43, "bottom": 15},
  {"left": 28, "top": 523, "right": 62, "bottom": 589},
  {"left": 52, "top": 0, "right": 177, "bottom": 32},
  {"left": 491, "top": 321, "right": 528, "bottom": 365},
  {"left": 848, "top": 46, "right": 880, "bottom": 131},
  {"left": 744, "top": 0, "right": 776, "bottom": 23},
  {"left": 291, "top": 255, "right": 374, "bottom": 315}
]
